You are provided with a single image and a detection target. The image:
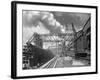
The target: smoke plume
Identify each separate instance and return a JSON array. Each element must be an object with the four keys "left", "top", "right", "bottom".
[{"left": 23, "top": 11, "right": 64, "bottom": 34}]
